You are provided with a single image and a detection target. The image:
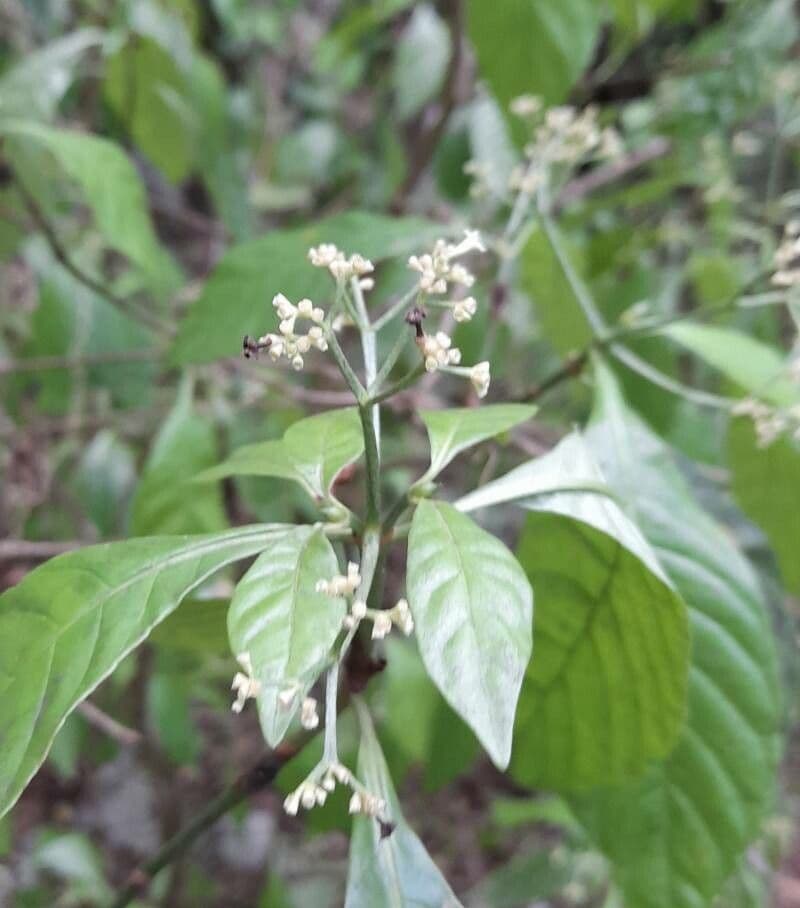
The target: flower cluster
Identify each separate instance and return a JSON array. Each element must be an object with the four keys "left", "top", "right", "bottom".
[
  {"left": 283, "top": 761, "right": 352, "bottom": 815},
  {"left": 316, "top": 561, "right": 362, "bottom": 597},
  {"left": 772, "top": 220, "right": 800, "bottom": 289},
  {"left": 259, "top": 293, "right": 328, "bottom": 371},
  {"left": 408, "top": 230, "right": 486, "bottom": 296},
  {"left": 231, "top": 652, "right": 261, "bottom": 713},
  {"left": 308, "top": 243, "right": 374, "bottom": 288},
  {"left": 466, "top": 97, "right": 622, "bottom": 202},
  {"left": 419, "top": 331, "right": 462, "bottom": 372},
  {"left": 283, "top": 760, "right": 388, "bottom": 822},
  {"left": 732, "top": 396, "right": 800, "bottom": 448}
]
